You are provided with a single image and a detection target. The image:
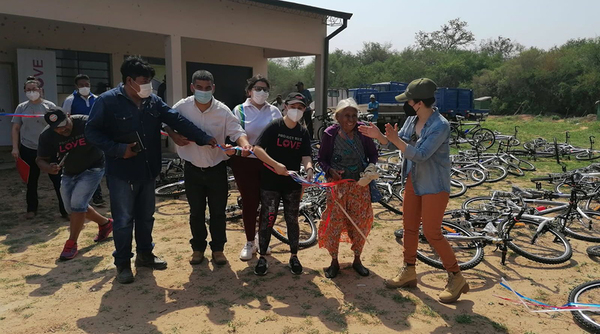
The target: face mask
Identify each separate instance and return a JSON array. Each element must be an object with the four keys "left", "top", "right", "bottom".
[
  {"left": 194, "top": 89, "right": 213, "bottom": 104},
  {"left": 78, "top": 87, "right": 90, "bottom": 96},
  {"left": 251, "top": 90, "right": 269, "bottom": 105},
  {"left": 403, "top": 101, "right": 419, "bottom": 117},
  {"left": 286, "top": 108, "right": 304, "bottom": 122},
  {"left": 130, "top": 80, "right": 153, "bottom": 98},
  {"left": 26, "top": 91, "right": 40, "bottom": 101}
]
